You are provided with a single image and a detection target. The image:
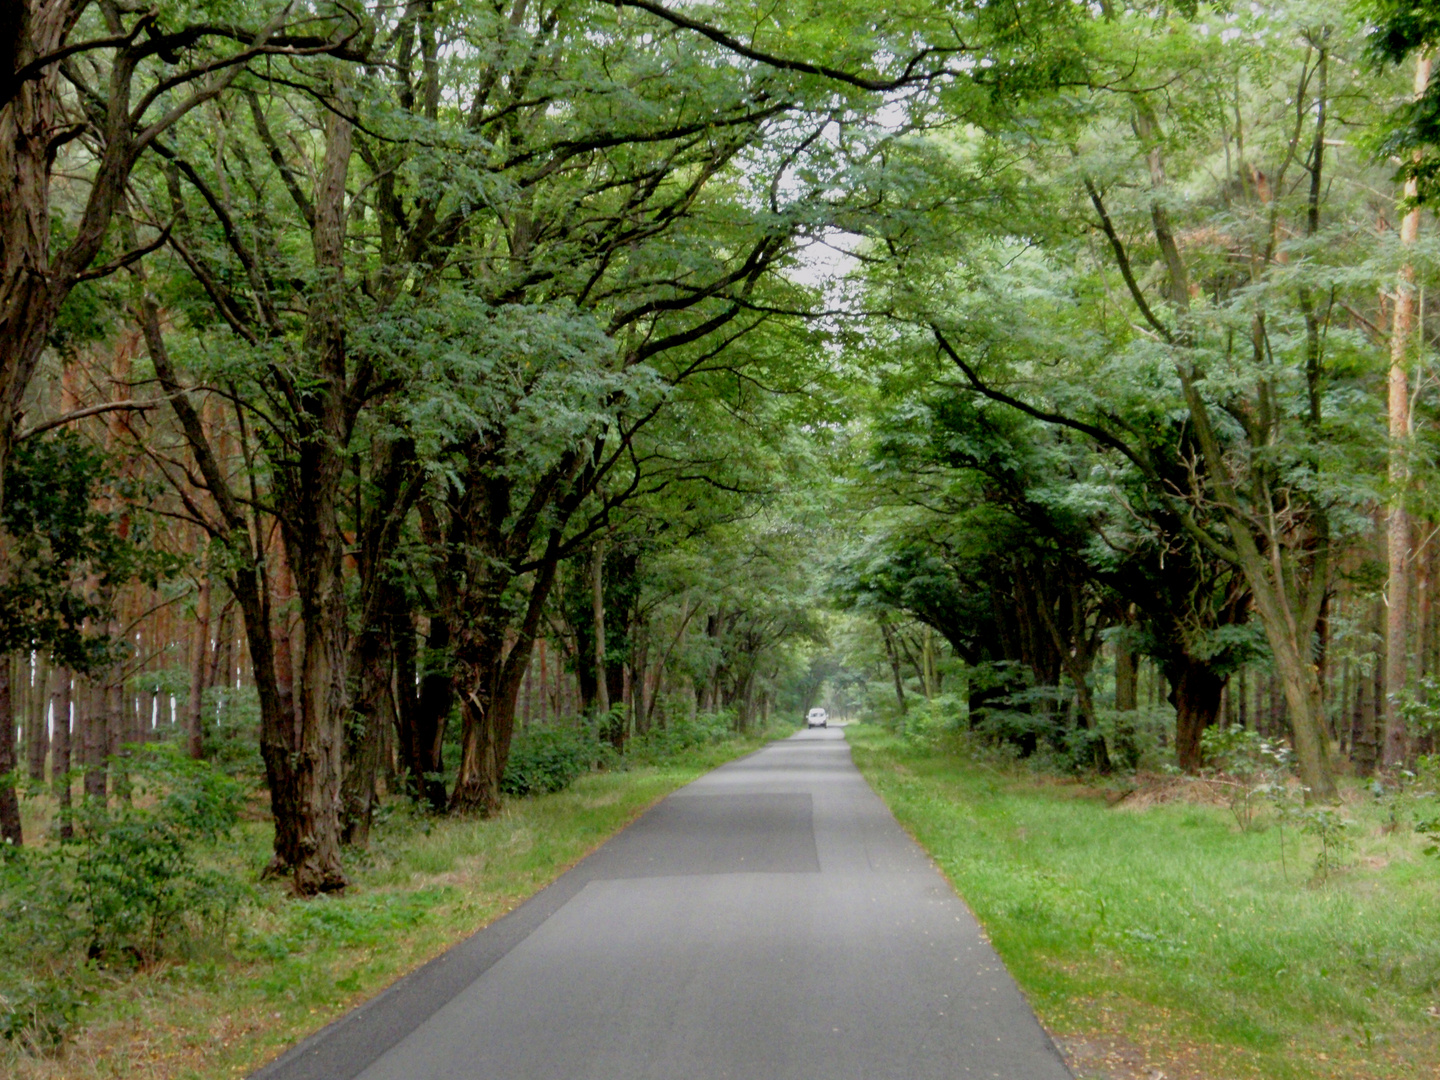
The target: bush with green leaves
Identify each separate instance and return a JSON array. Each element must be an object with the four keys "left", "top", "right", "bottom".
[
  {"left": 0, "top": 842, "right": 87, "bottom": 1054},
  {"left": 500, "top": 726, "right": 607, "bottom": 797},
  {"left": 0, "top": 746, "right": 246, "bottom": 1053},
  {"left": 74, "top": 746, "right": 248, "bottom": 966}
]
